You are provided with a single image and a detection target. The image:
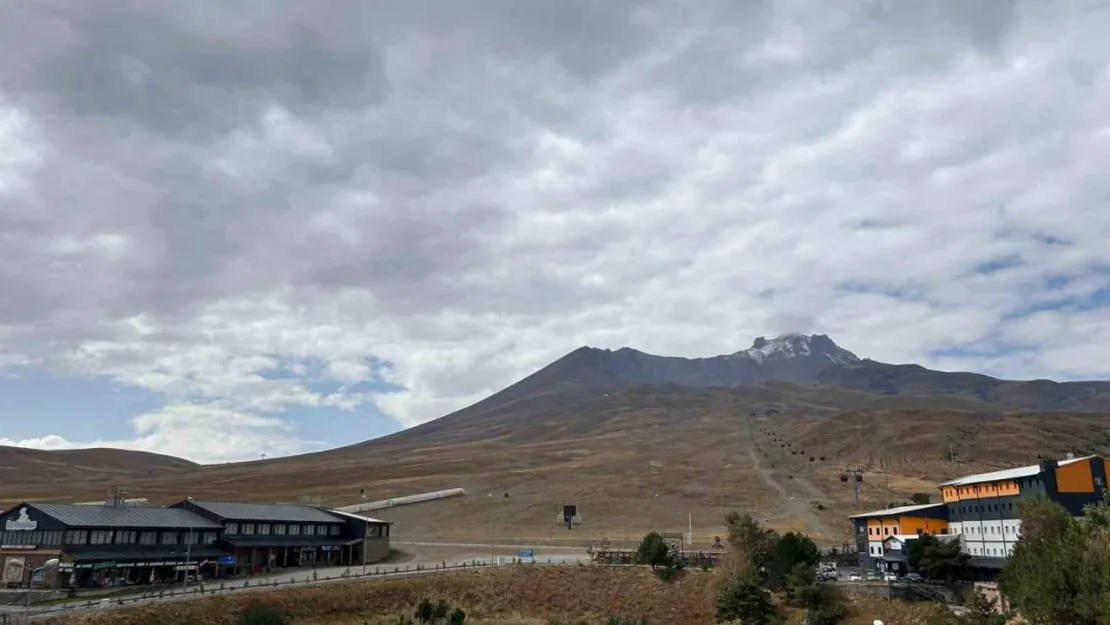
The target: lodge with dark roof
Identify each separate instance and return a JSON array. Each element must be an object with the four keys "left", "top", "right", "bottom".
[{"left": 1, "top": 498, "right": 390, "bottom": 590}]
